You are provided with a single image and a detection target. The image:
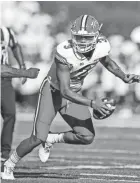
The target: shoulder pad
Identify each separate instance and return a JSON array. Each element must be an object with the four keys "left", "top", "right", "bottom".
[
  {"left": 55, "top": 40, "right": 73, "bottom": 64},
  {"left": 98, "top": 34, "right": 107, "bottom": 42},
  {"left": 97, "top": 35, "right": 111, "bottom": 55},
  {"left": 57, "top": 40, "right": 72, "bottom": 54}
]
